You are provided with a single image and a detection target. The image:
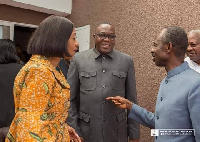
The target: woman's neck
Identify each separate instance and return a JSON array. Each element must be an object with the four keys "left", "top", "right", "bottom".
[{"left": 47, "top": 57, "right": 61, "bottom": 67}]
